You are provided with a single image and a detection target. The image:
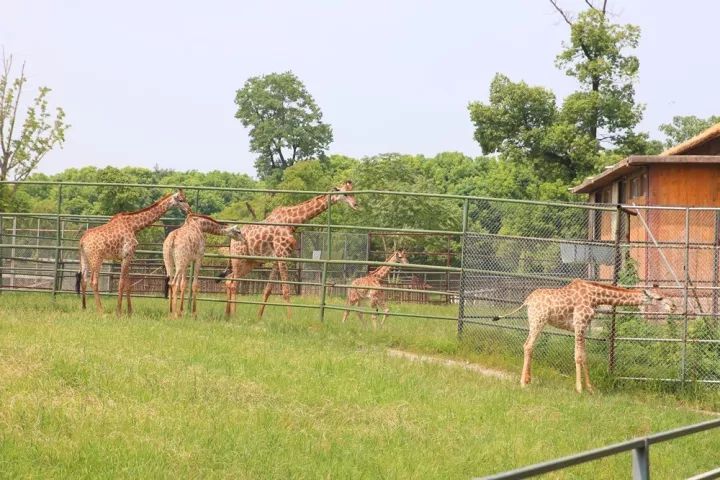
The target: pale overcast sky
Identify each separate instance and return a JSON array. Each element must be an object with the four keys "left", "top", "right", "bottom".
[{"left": 1, "top": 1, "right": 717, "bottom": 178}]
